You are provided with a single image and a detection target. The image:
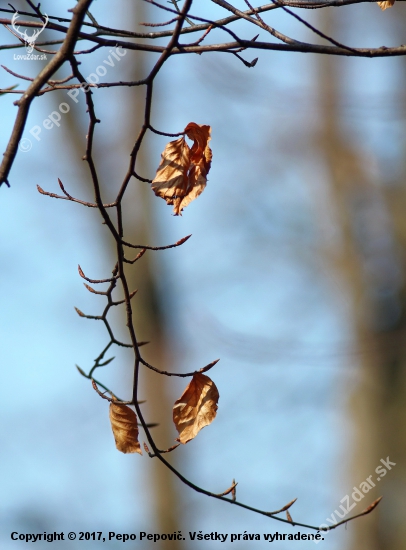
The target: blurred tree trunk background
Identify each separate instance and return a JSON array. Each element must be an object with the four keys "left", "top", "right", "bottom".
[
  {"left": 316, "top": 7, "right": 406, "bottom": 549},
  {"left": 120, "top": 4, "right": 184, "bottom": 542}
]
